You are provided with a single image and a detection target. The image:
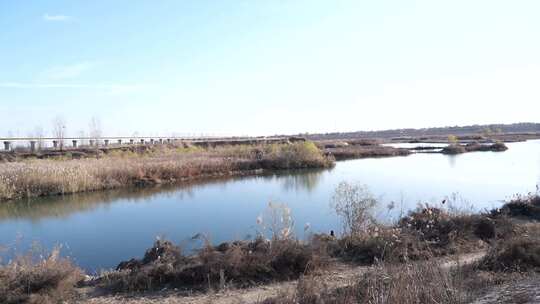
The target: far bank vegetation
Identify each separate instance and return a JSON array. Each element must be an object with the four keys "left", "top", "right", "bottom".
[{"left": 0, "top": 141, "right": 333, "bottom": 202}]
